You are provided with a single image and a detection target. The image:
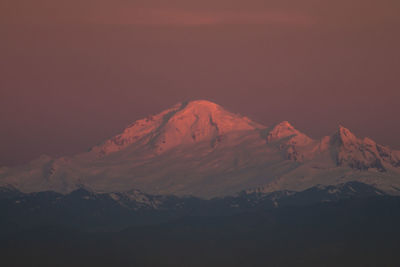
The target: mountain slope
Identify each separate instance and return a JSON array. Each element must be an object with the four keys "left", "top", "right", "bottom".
[
  {"left": 3, "top": 187, "right": 400, "bottom": 267},
  {"left": 331, "top": 126, "right": 400, "bottom": 171},
  {"left": 91, "top": 100, "right": 263, "bottom": 155},
  {"left": 0, "top": 181, "right": 389, "bottom": 232},
  {"left": 0, "top": 100, "right": 399, "bottom": 197}
]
